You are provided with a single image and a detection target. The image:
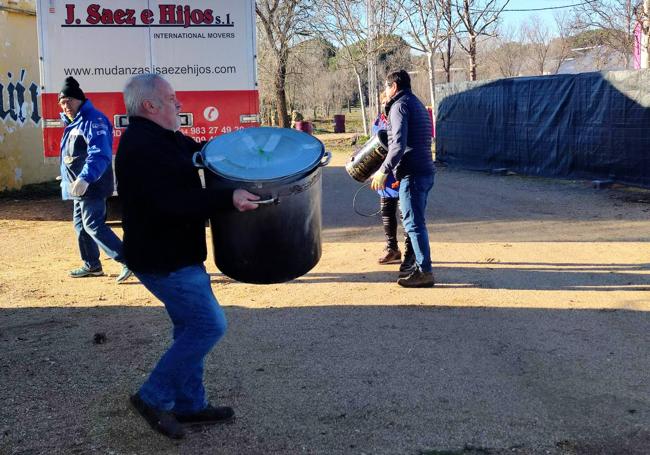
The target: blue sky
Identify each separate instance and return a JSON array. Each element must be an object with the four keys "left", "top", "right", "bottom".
[{"left": 499, "top": 0, "right": 580, "bottom": 34}]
